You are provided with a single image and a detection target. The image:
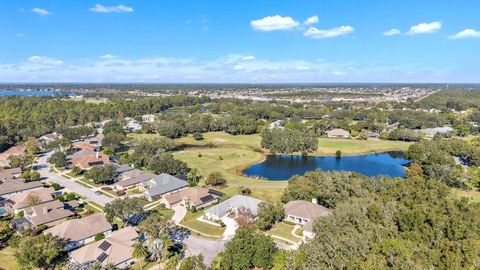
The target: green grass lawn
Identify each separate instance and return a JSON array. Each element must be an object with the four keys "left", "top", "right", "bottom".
[
  {"left": 452, "top": 188, "right": 480, "bottom": 203},
  {"left": 266, "top": 222, "right": 300, "bottom": 243},
  {"left": 156, "top": 208, "right": 175, "bottom": 220},
  {"left": 180, "top": 210, "right": 225, "bottom": 238},
  {"left": 315, "top": 138, "right": 411, "bottom": 156},
  {"left": 0, "top": 246, "right": 20, "bottom": 270}
]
